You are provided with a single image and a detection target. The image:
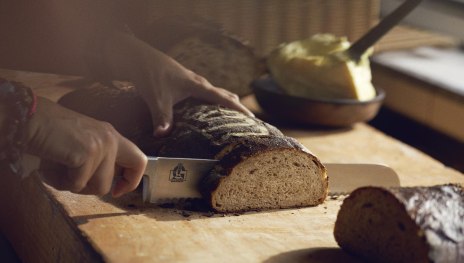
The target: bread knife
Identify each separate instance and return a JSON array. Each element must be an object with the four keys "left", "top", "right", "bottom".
[{"left": 141, "top": 157, "right": 400, "bottom": 204}]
